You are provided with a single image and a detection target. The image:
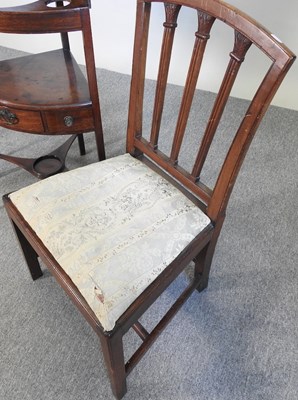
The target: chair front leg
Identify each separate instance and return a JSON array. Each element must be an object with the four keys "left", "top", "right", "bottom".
[
  {"left": 12, "top": 220, "right": 43, "bottom": 281},
  {"left": 99, "top": 331, "right": 127, "bottom": 400}
]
